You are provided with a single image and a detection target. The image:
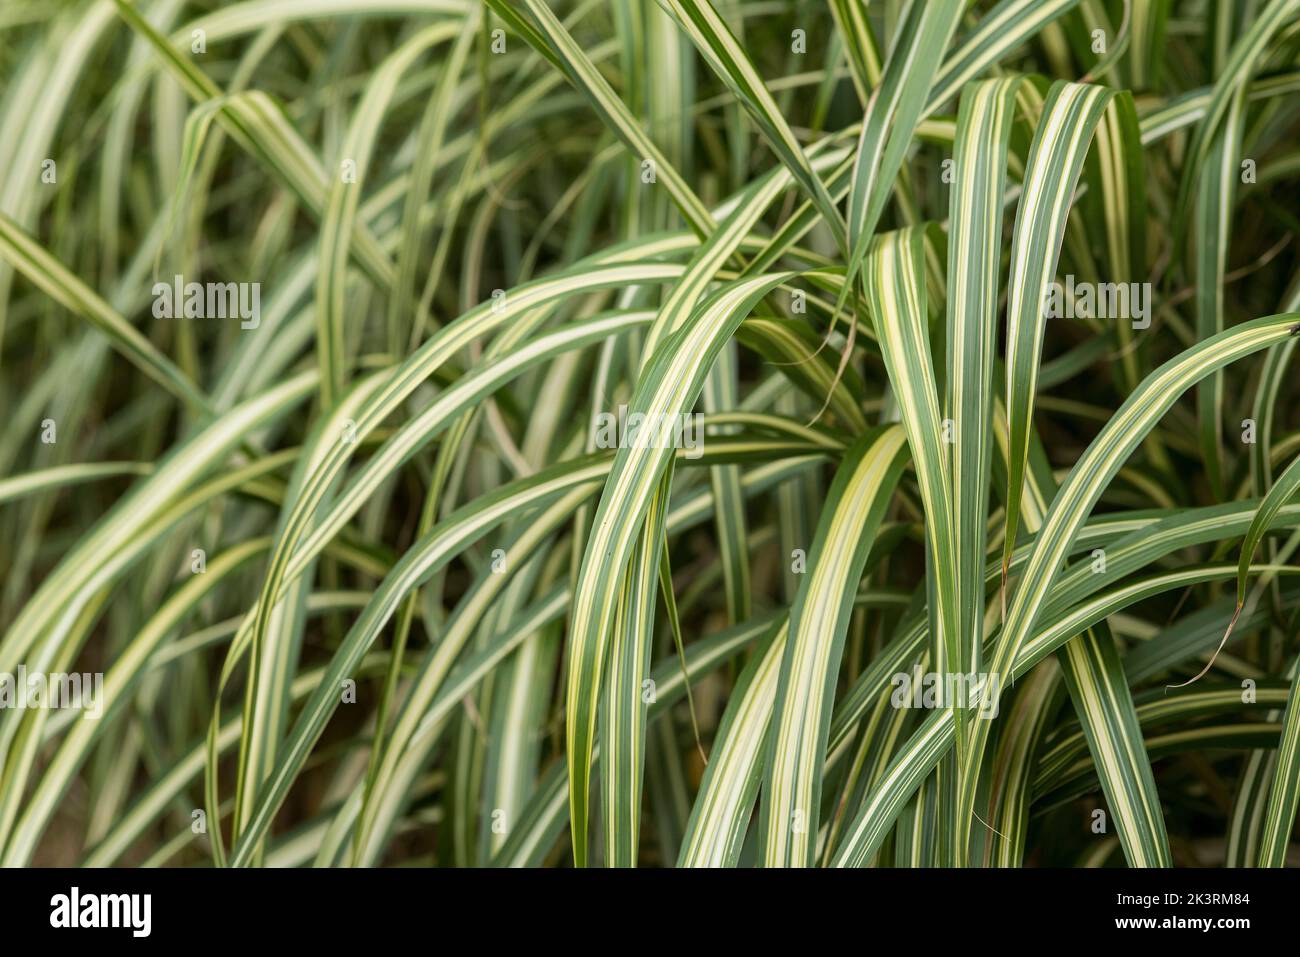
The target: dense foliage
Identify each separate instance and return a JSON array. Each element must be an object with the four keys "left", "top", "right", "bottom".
[{"left": 2, "top": 0, "right": 1300, "bottom": 868}]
